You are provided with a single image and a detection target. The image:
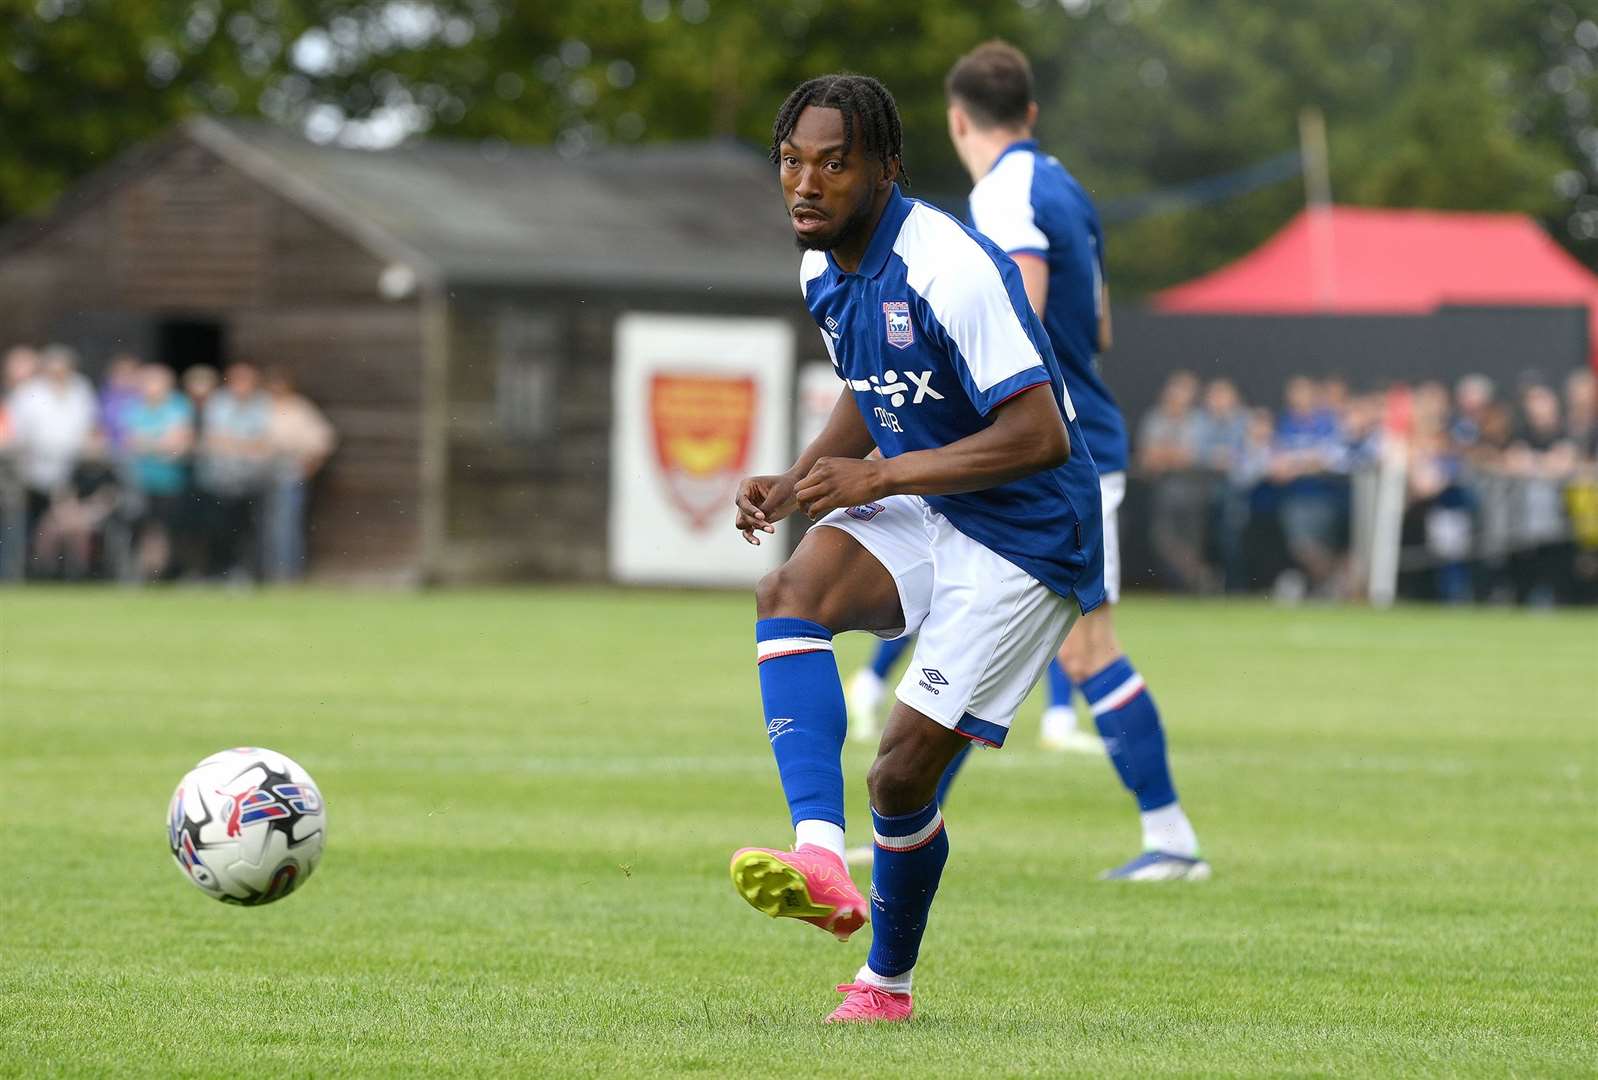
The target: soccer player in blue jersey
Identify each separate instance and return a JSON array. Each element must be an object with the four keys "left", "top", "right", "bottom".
[
  {"left": 727, "top": 73, "right": 1106, "bottom": 1023},
  {"left": 943, "top": 40, "right": 1208, "bottom": 881}
]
